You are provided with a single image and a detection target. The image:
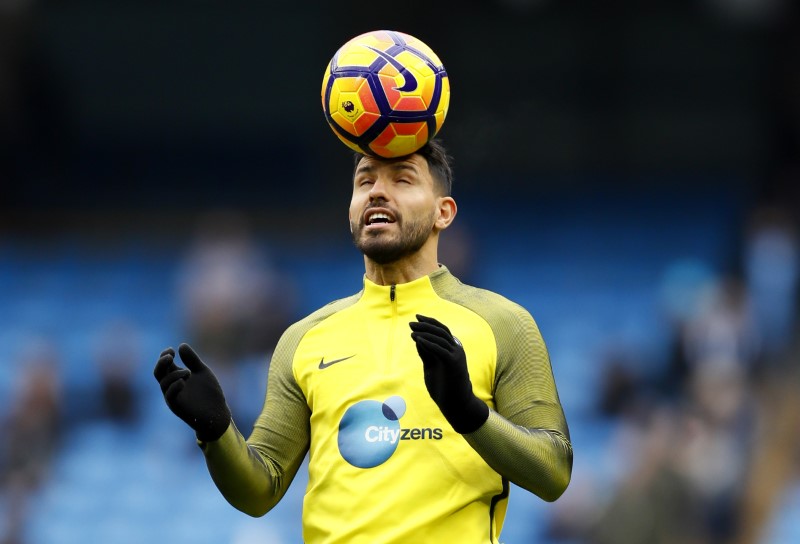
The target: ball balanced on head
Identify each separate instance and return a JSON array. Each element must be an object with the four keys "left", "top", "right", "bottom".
[{"left": 321, "top": 30, "right": 450, "bottom": 158}]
